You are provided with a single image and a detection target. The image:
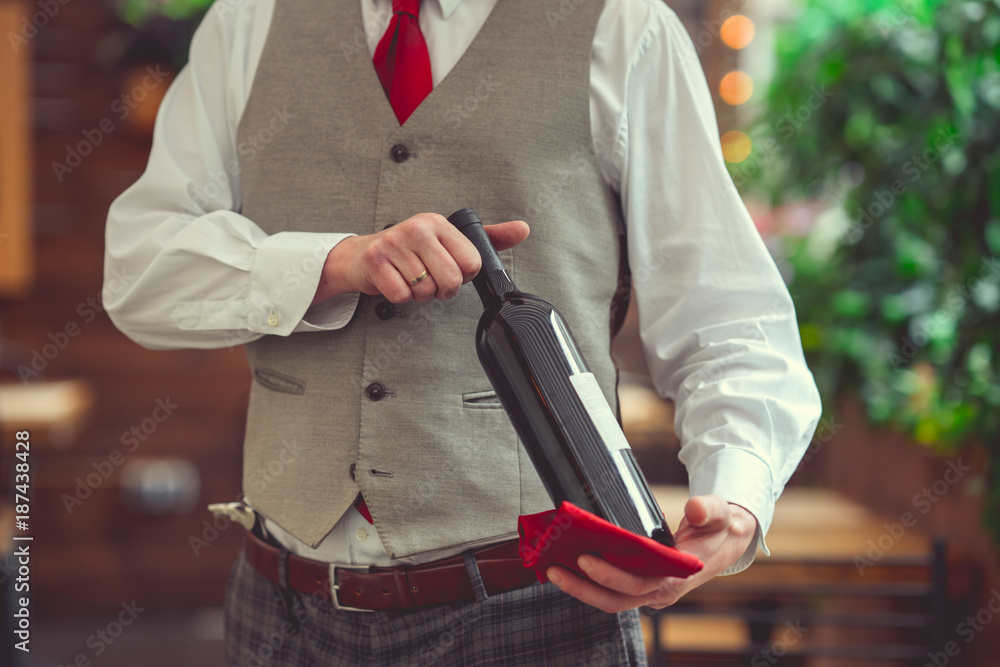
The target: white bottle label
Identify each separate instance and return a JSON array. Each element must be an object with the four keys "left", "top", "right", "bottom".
[
  {"left": 568, "top": 372, "right": 631, "bottom": 453},
  {"left": 569, "top": 372, "right": 659, "bottom": 533}
]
